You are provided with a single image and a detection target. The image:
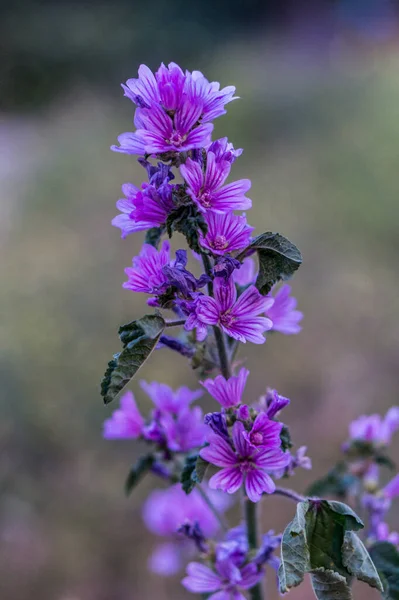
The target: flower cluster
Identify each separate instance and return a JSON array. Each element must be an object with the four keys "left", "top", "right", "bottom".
[{"left": 104, "top": 383, "right": 206, "bottom": 454}]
